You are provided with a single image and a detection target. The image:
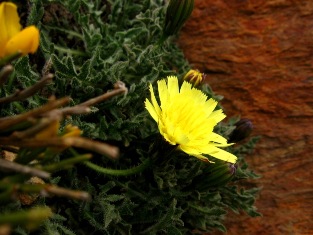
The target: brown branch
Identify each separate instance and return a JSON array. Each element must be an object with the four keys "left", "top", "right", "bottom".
[
  {"left": 63, "top": 137, "right": 119, "bottom": 159},
  {"left": 42, "top": 185, "right": 91, "bottom": 201},
  {"left": 0, "top": 74, "right": 54, "bottom": 104},
  {"left": 0, "top": 159, "right": 50, "bottom": 179},
  {"left": 0, "top": 137, "right": 119, "bottom": 160},
  {"left": 61, "top": 81, "right": 128, "bottom": 116},
  {"left": 59, "top": 105, "right": 91, "bottom": 115},
  {"left": 0, "top": 182, "right": 90, "bottom": 201},
  {"left": 81, "top": 81, "right": 128, "bottom": 107},
  {"left": 41, "top": 58, "right": 53, "bottom": 77},
  {"left": 0, "top": 97, "right": 70, "bottom": 130},
  {"left": 0, "top": 65, "right": 13, "bottom": 87},
  {"left": 11, "top": 117, "right": 60, "bottom": 139}
]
